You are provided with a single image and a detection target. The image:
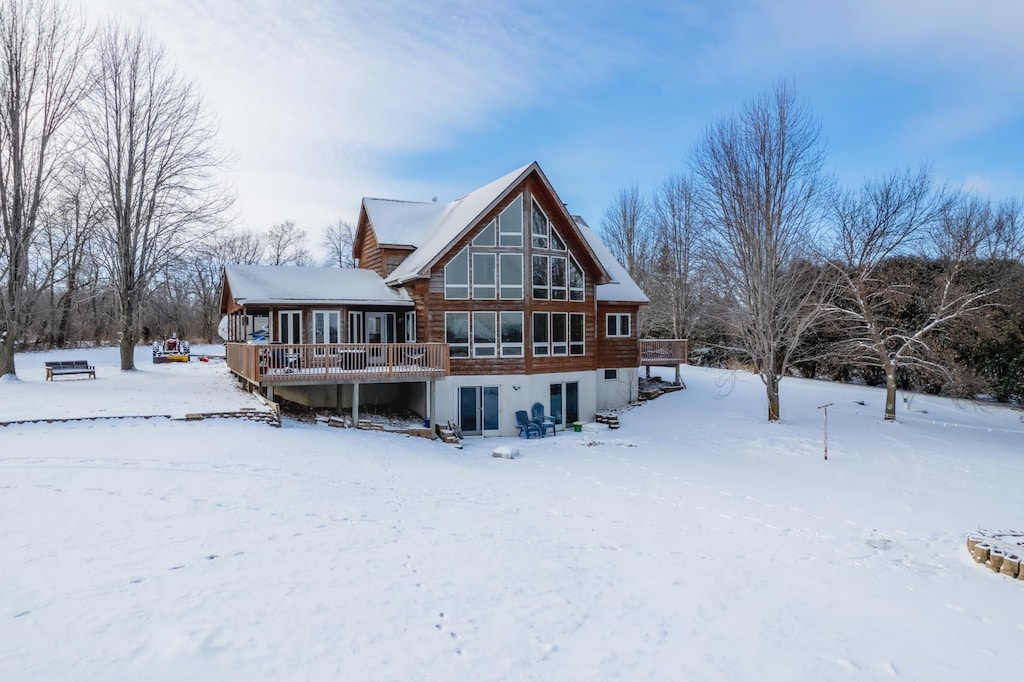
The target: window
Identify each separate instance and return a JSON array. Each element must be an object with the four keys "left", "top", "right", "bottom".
[
  {"left": 500, "top": 312, "right": 523, "bottom": 357},
  {"left": 550, "top": 256, "right": 567, "bottom": 301},
  {"left": 446, "top": 312, "right": 469, "bottom": 358},
  {"left": 606, "top": 313, "right": 631, "bottom": 337},
  {"left": 472, "top": 253, "right": 496, "bottom": 299},
  {"left": 445, "top": 247, "right": 469, "bottom": 299},
  {"left": 404, "top": 311, "right": 416, "bottom": 342},
  {"left": 472, "top": 219, "right": 495, "bottom": 247},
  {"left": 550, "top": 227, "right": 566, "bottom": 251},
  {"left": 313, "top": 310, "right": 340, "bottom": 345},
  {"left": 570, "top": 313, "right": 585, "bottom": 355},
  {"left": 498, "top": 194, "right": 523, "bottom": 247},
  {"left": 472, "top": 312, "right": 496, "bottom": 357},
  {"left": 551, "top": 312, "right": 567, "bottom": 356},
  {"left": 532, "top": 312, "right": 549, "bottom": 356},
  {"left": 604, "top": 369, "right": 618, "bottom": 380},
  {"left": 499, "top": 253, "right": 523, "bottom": 299},
  {"left": 532, "top": 254, "right": 548, "bottom": 300},
  {"left": 531, "top": 200, "right": 548, "bottom": 249},
  {"left": 569, "top": 255, "right": 585, "bottom": 301}
]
